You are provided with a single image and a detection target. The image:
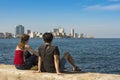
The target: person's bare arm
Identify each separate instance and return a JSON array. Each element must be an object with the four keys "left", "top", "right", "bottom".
[
  {"left": 25, "top": 45, "right": 39, "bottom": 57},
  {"left": 54, "top": 54, "right": 63, "bottom": 75},
  {"left": 36, "top": 56, "right": 42, "bottom": 72}
]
